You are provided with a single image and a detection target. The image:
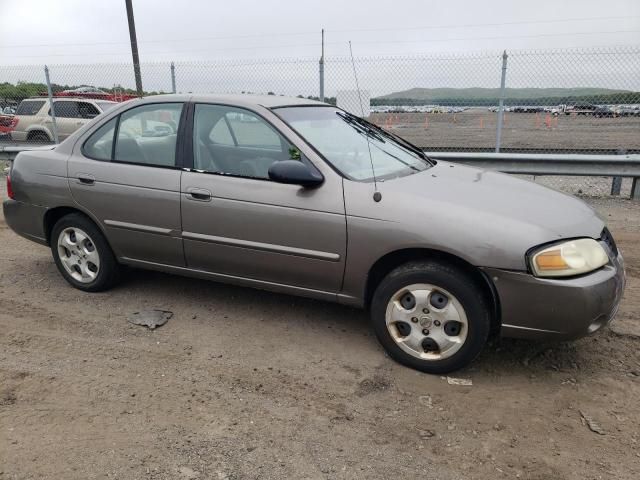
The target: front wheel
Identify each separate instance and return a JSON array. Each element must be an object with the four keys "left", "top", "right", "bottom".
[
  {"left": 370, "top": 260, "right": 492, "bottom": 374},
  {"left": 51, "top": 213, "right": 120, "bottom": 292}
]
